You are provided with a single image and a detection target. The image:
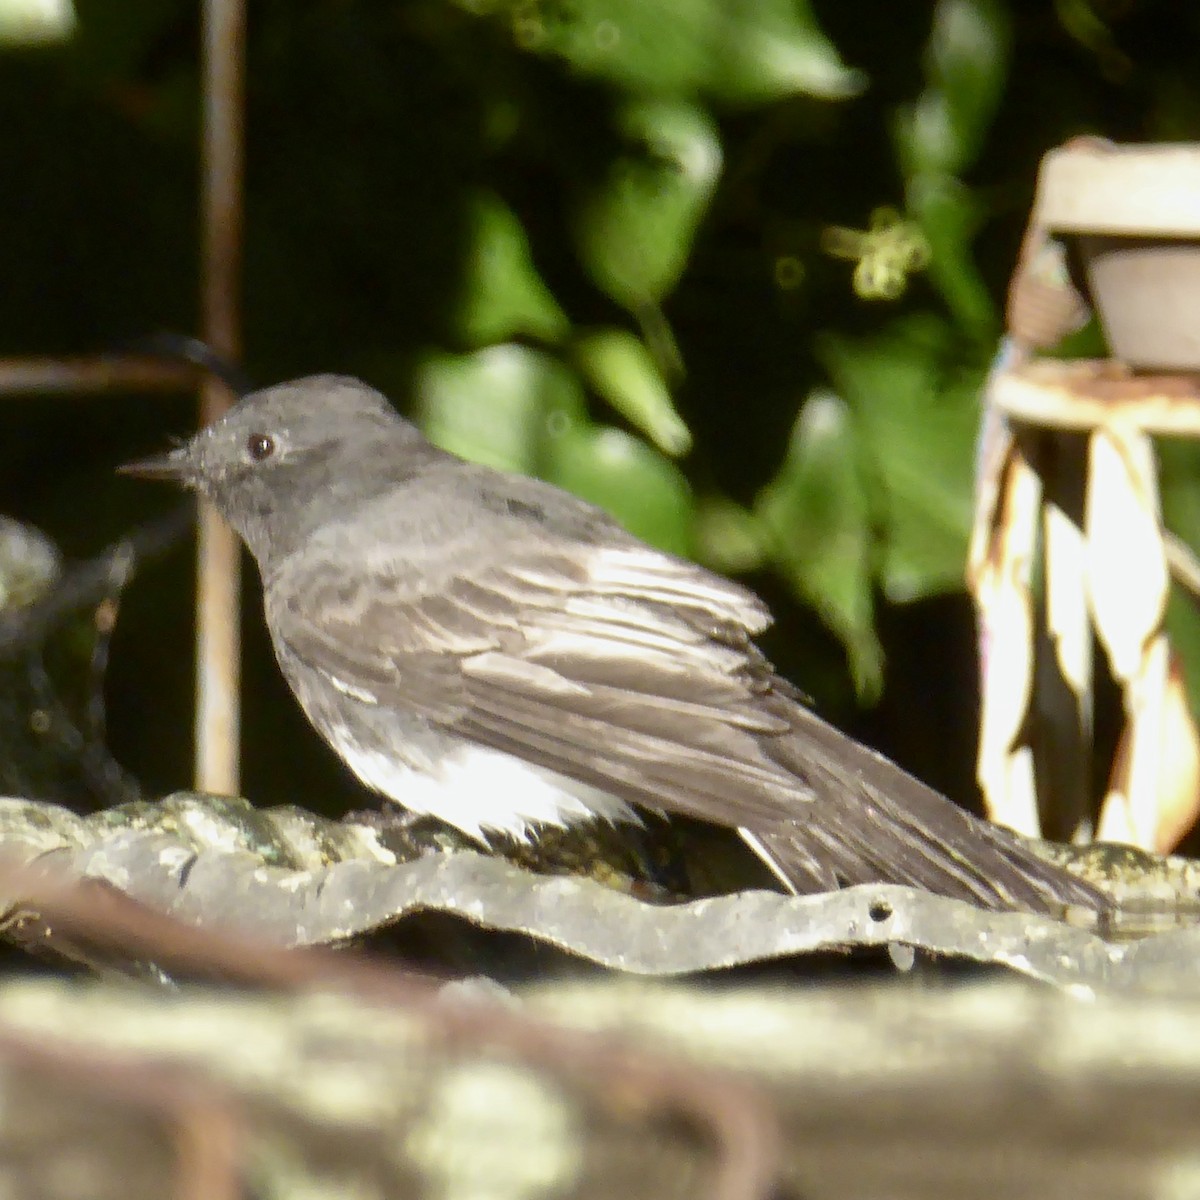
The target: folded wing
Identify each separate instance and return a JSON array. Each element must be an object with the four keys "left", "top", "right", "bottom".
[{"left": 268, "top": 530, "right": 1107, "bottom": 914}]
